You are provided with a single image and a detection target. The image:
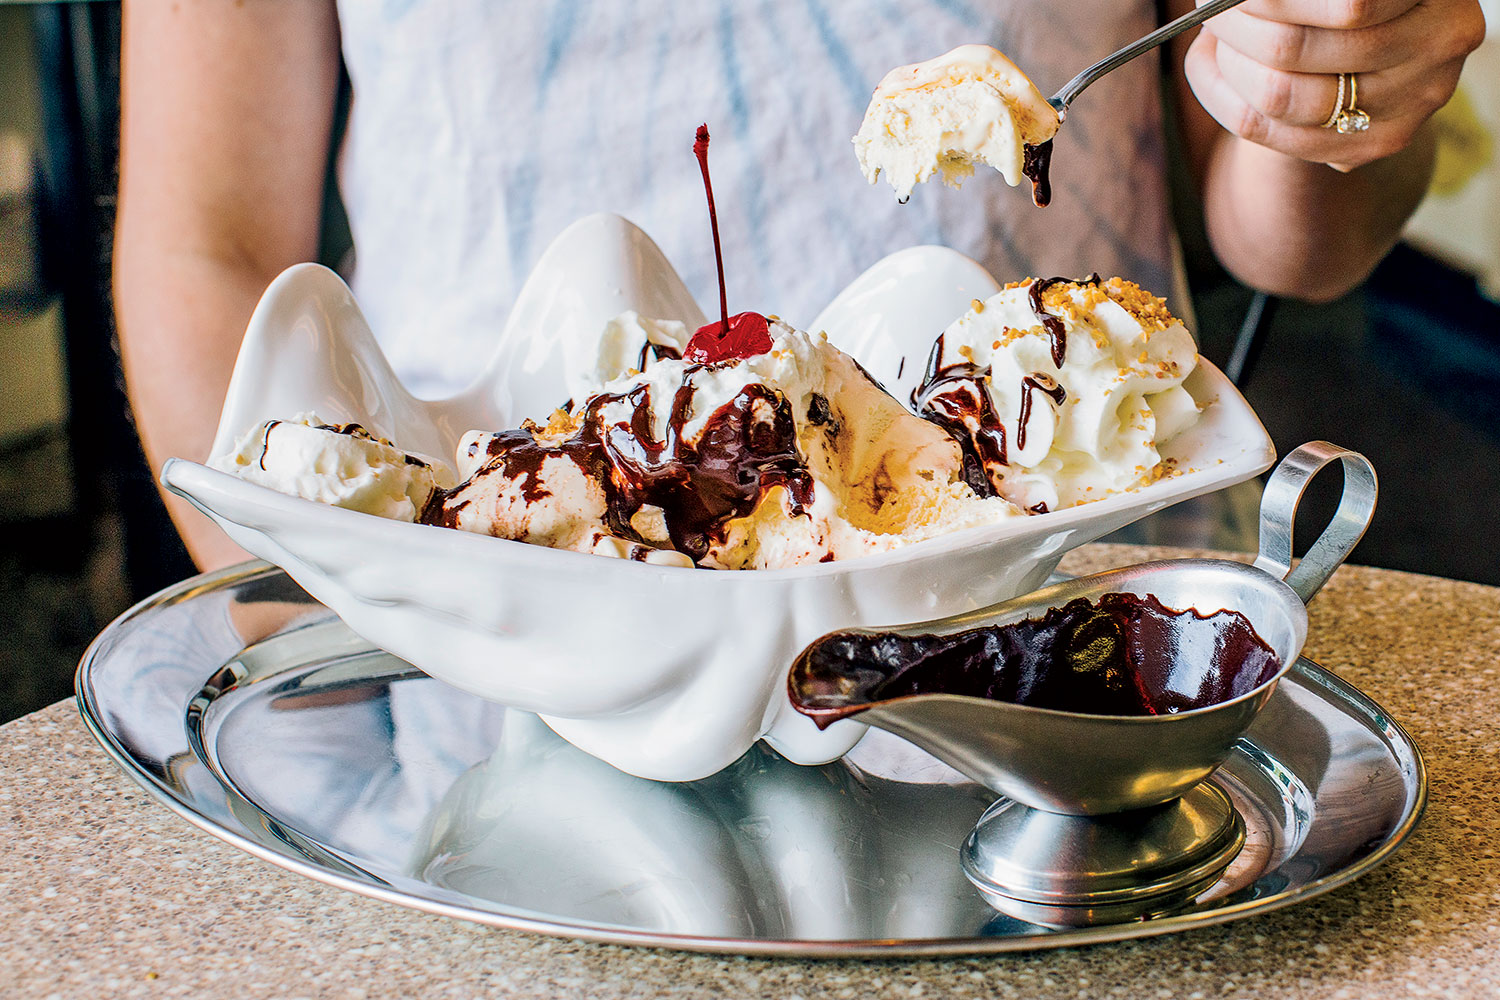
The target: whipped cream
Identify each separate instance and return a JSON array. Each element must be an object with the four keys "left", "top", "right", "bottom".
[
  {"left": 568, "top": 310, "right": 691, "bottom": 401},
  {"left": 913, "top": 277, "right": 1200, "bottom": 513},
  {"left": 210, "top": 413, "right": 453, "bottom": 521},
  {"left": 854, "top": 44, "right": 1060, "bottom": 203}
]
